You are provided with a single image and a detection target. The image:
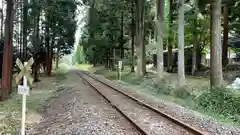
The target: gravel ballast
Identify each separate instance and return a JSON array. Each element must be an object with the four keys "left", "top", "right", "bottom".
[{"left": 28, "top": 71, "right": 141, "bottom": 135}]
